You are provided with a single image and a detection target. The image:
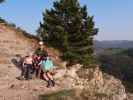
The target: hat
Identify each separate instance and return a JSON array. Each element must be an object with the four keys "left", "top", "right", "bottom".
[{"left": 39, "top": 41, "right": 43, "bottom": 45}]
